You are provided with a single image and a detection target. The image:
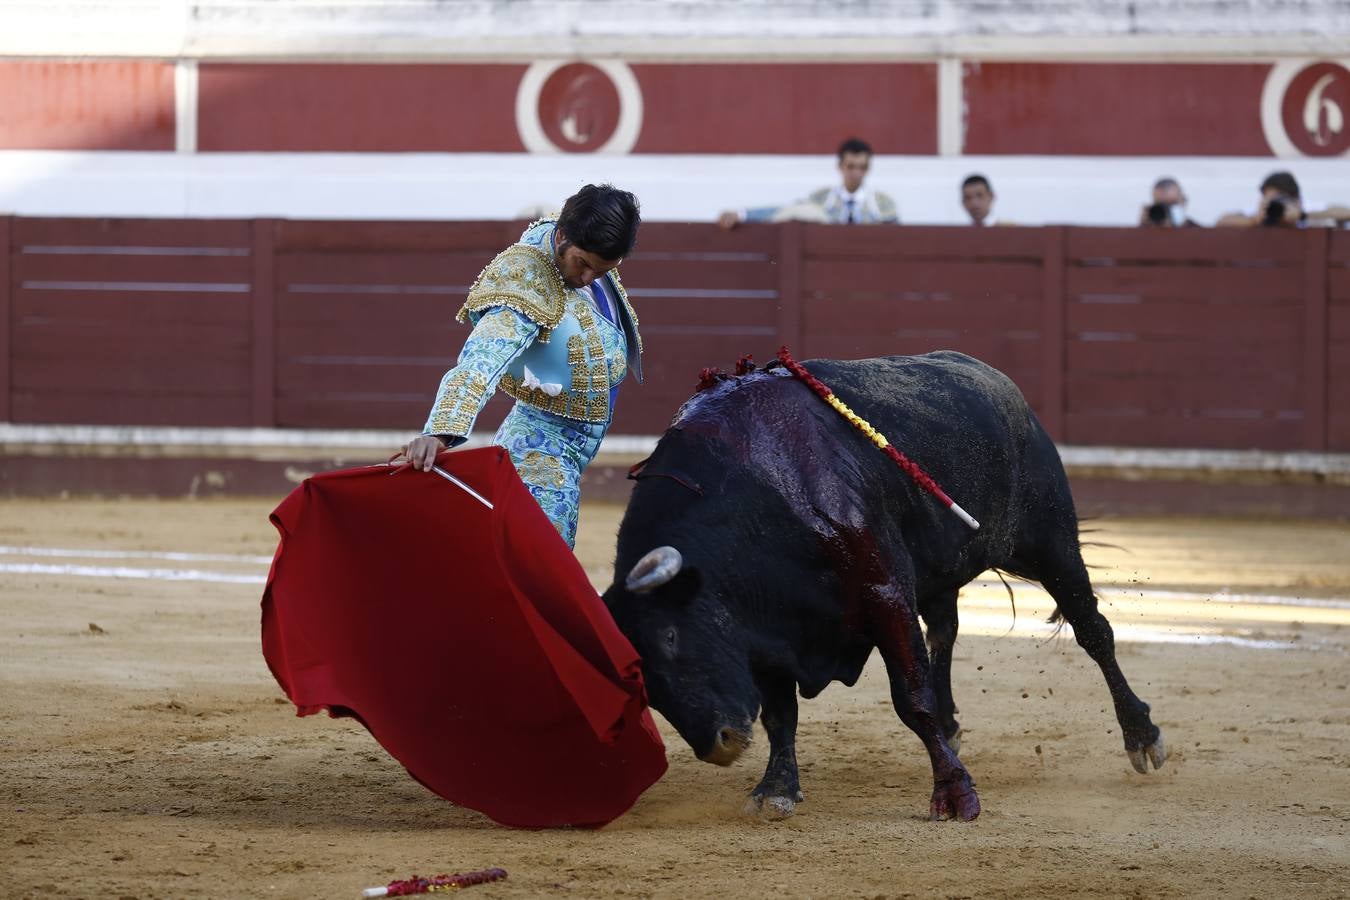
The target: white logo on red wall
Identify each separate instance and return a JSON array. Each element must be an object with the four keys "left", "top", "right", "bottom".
[
  {"left": 515, "top": 60, "right": 643, "bottom": 155},
  {"left": 1261, "top": 59, "right": 1350, "bottom": 158}
]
